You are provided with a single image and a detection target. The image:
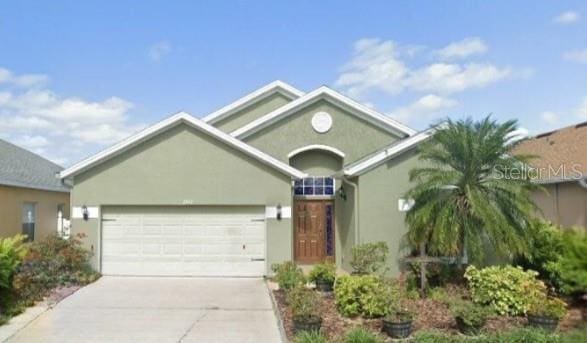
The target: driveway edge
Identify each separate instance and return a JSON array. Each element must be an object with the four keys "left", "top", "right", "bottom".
[
  {"left": 0, "top": 286, "right": 83, "bottom": 342},
  {"left": 265, "top": 279, "right": 288, "bottom": 343},
  {"left": 0, "top": 302, "right": 50, "bottom": 342}
]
